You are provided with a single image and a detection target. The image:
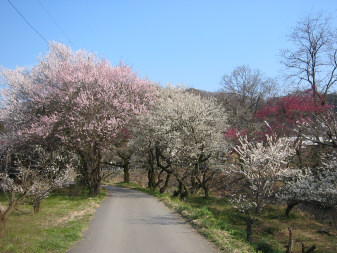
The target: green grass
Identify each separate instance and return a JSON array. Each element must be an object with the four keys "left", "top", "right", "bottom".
[
  {"left": 0, "top": 187, "right": 105, "bottom": 253},
  {"left": 115, "top": 182, "right": 337, "bottom": 253}
]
